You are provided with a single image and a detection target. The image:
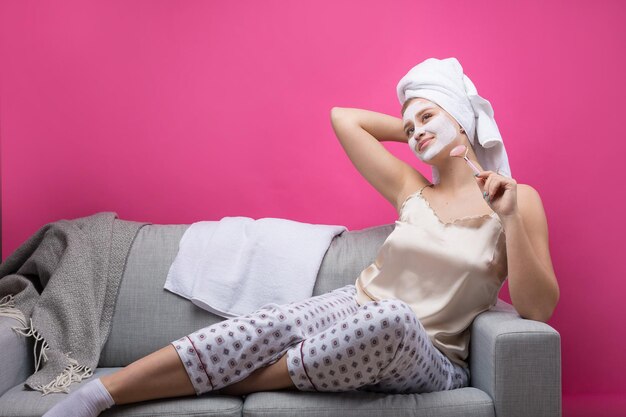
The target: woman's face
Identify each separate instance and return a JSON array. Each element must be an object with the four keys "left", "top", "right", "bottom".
[{"left": 402, "top": 98, "right": 462, "bottom": 162}]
